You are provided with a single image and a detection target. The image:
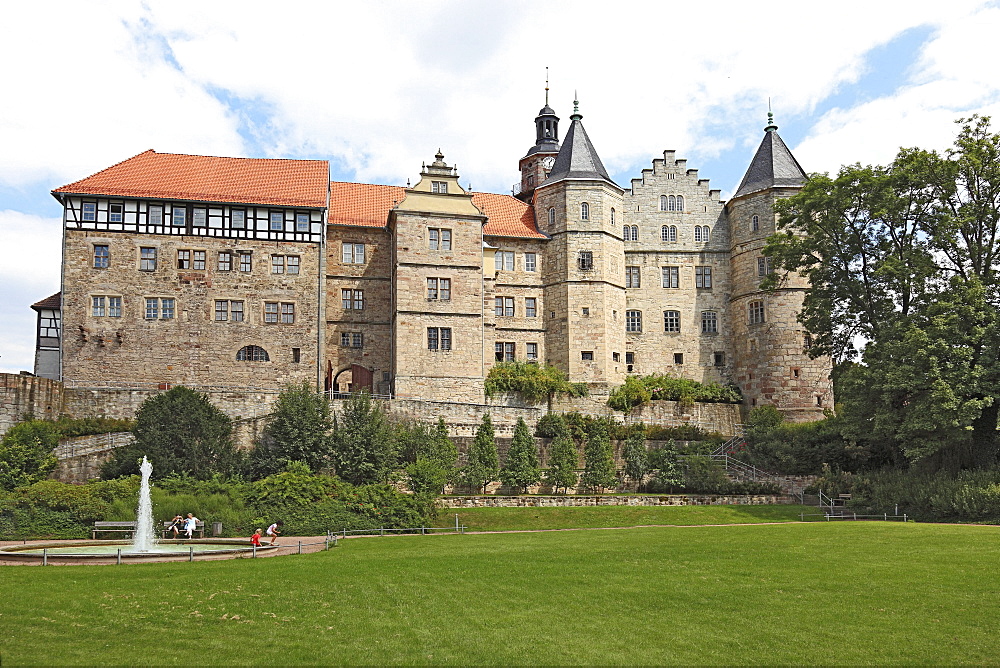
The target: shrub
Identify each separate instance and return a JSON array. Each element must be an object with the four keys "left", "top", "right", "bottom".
[{"left": 607, "top": 374, "right": 742, "bottom": 412}]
